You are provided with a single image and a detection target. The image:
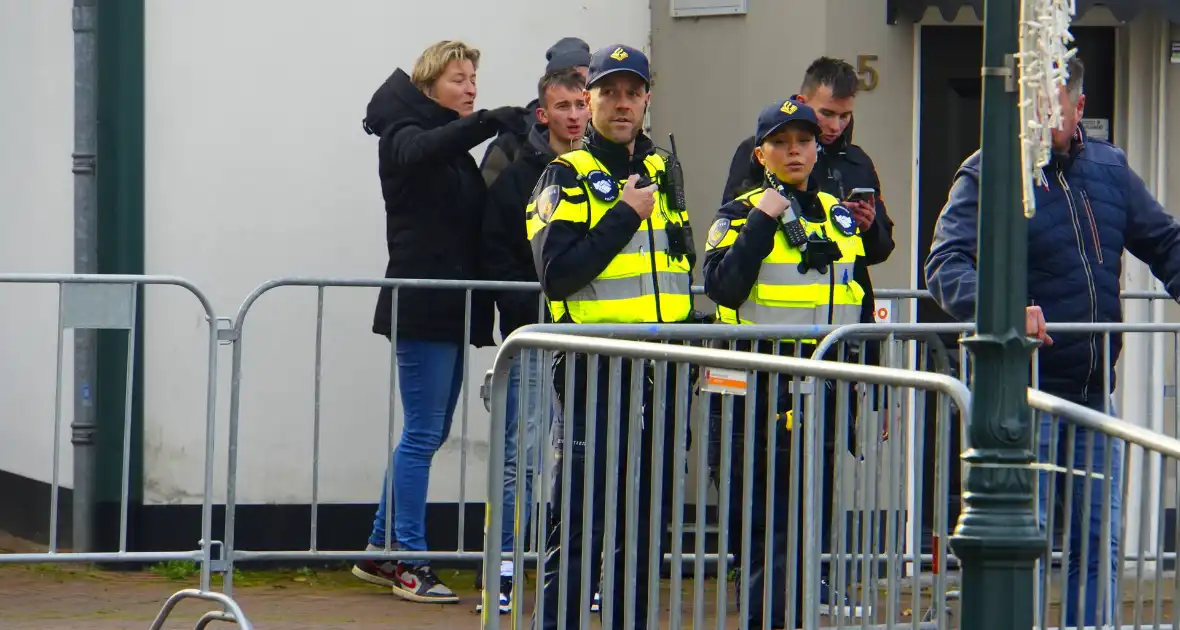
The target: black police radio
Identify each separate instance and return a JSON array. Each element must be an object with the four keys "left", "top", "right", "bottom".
[
  {"left": 765, "top": 173, "right": 809, "bottom": 248},
  {"left": 766, "top": 173, "right": 842, "bottom": 274},
  {"left": 635, "top": 134, "right": 692, "bottom": 262}
]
